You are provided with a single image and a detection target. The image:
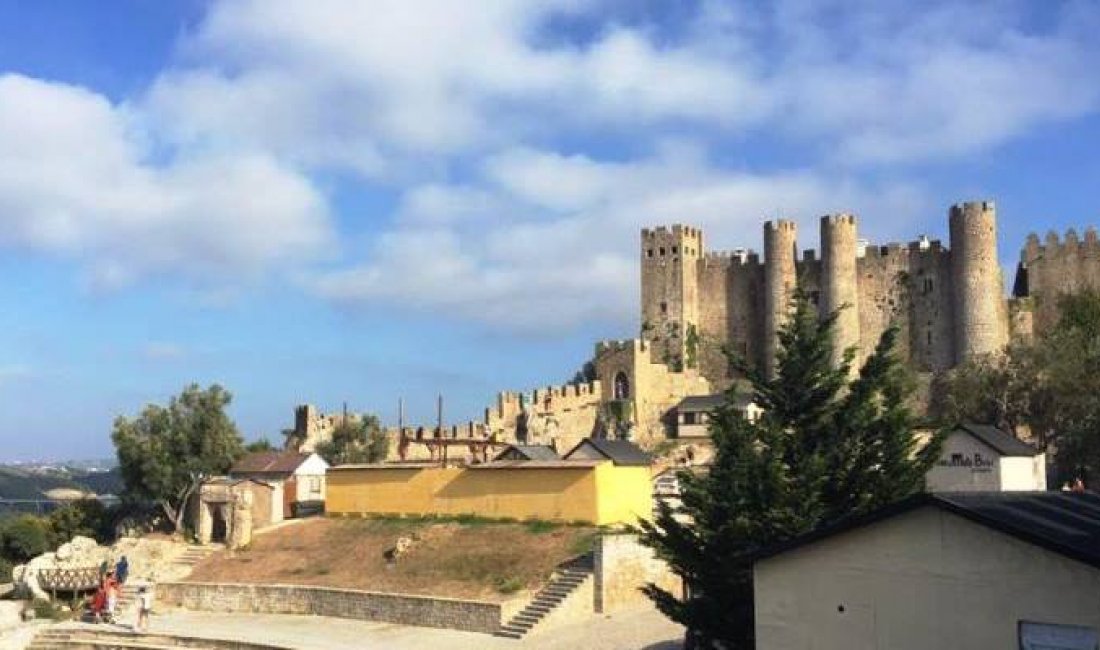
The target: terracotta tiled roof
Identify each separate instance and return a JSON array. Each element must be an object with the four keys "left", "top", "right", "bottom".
[{"left": 231, "top": 451, "right": 311, "bottom": 475}]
